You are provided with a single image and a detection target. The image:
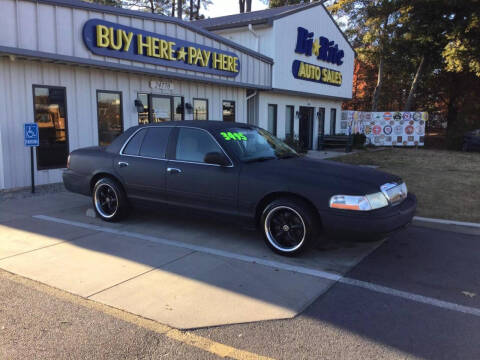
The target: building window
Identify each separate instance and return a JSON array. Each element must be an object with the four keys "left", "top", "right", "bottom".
[
  {"left": 285, "top": 105, "right": 294, "bottom": 139},
  {"left": 268, "top": 104, "right": 277, "bottom": 136},
  {"left": 151, "top": 95, "right": 171, "bottom": 123},
  {"left": 318, "top": 107, "right": 325, "bottom": 136},
  {"left": 222, "top": 100, "right": 235, "bottom": 122},
  {"left": 33, "top": 85, "right": 69, "bottom": 170},
  {"left": 193, "top": 98, "right": 208, "bottom": 120},
  {"left": 97, "top": 91, "right": 123, "bottom": 146},
  {"left": 330, "top": 108, "right": 337, "bottom": 135},
  {"left": 137, "top": 93, "right": 149, "bottom": 124},
  {"left": 173, "top": 96, "right": 184, "bottom": 121}
]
